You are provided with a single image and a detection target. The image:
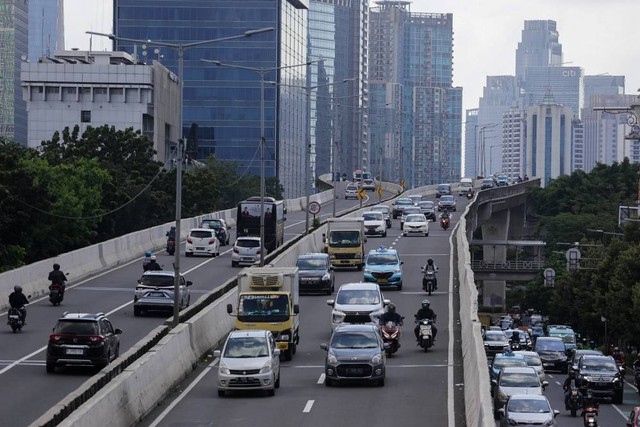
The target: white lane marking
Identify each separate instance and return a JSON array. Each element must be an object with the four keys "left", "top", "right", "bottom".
[
  {"left": 447, "top": 228, "right": 455, "bottom": 427},
  {"left": 303, "top": 400, "right": 315, "bottom": 413},
  {"left": 612, "top": 403, "right": 629, "bottom": 419},
  {"left": 554, "top": 380, "right": 562, "bottom": 386},
  {"left": 148, "top": 357, "right": 220, "bottom": 427},
  {"left": 317, "top": 373, "right": 325, "bottom": 384}
]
